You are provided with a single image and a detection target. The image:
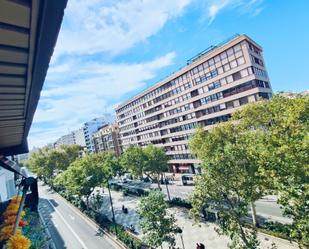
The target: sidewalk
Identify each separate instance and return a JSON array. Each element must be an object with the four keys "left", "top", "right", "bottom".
[{"left": 96, "top": 190, "right": 297, "bottom": 249}]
